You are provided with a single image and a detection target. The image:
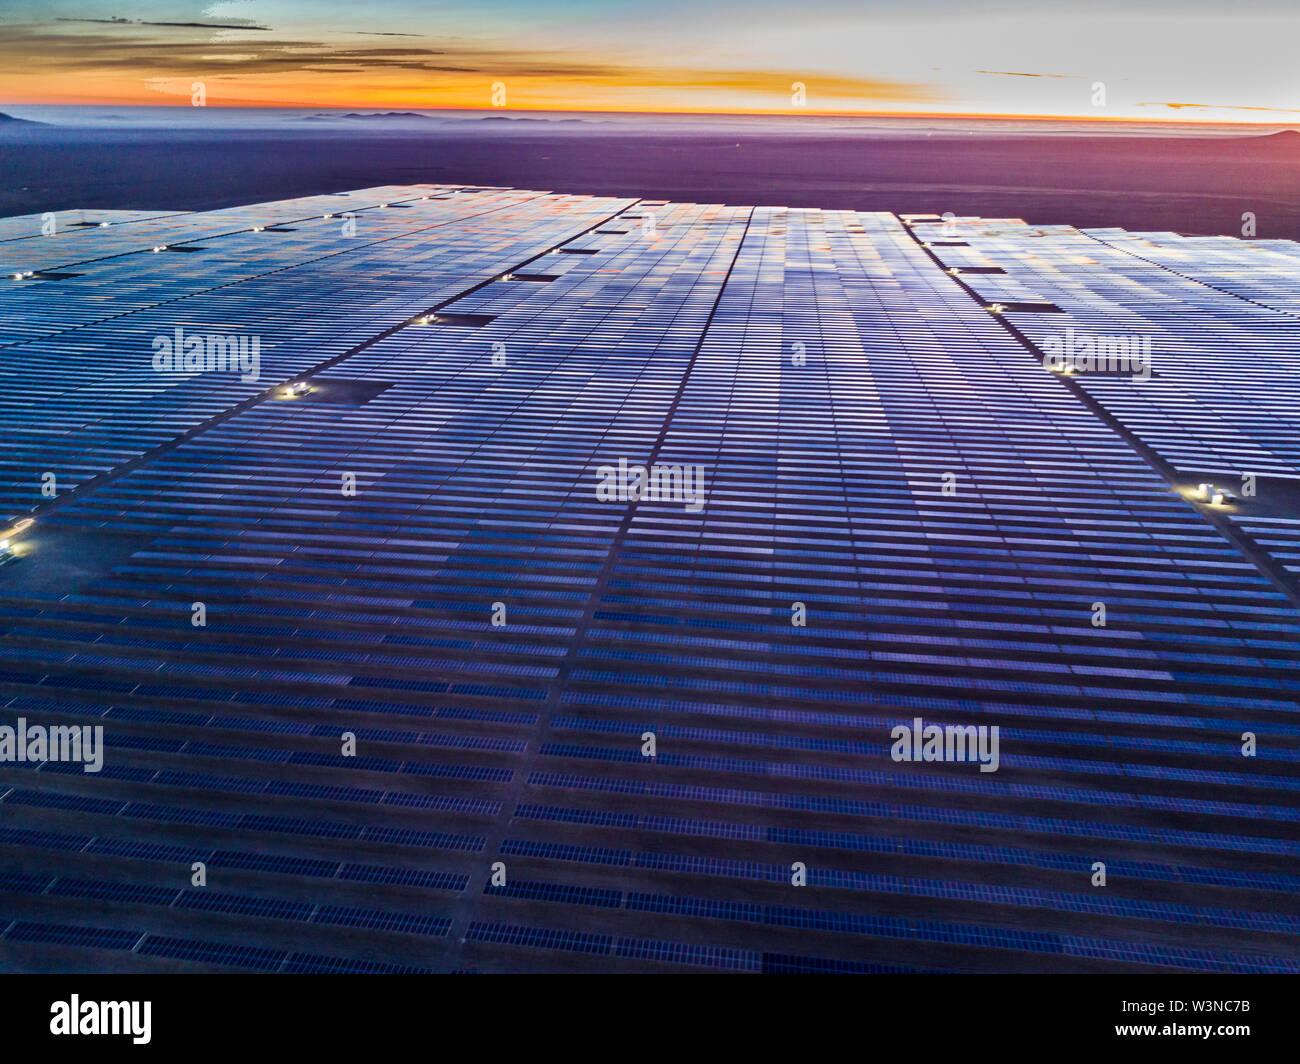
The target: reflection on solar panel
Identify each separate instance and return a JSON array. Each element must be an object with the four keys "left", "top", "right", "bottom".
[{"left": 1, "top": 187, "right": 1299, "bottom": 973}]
